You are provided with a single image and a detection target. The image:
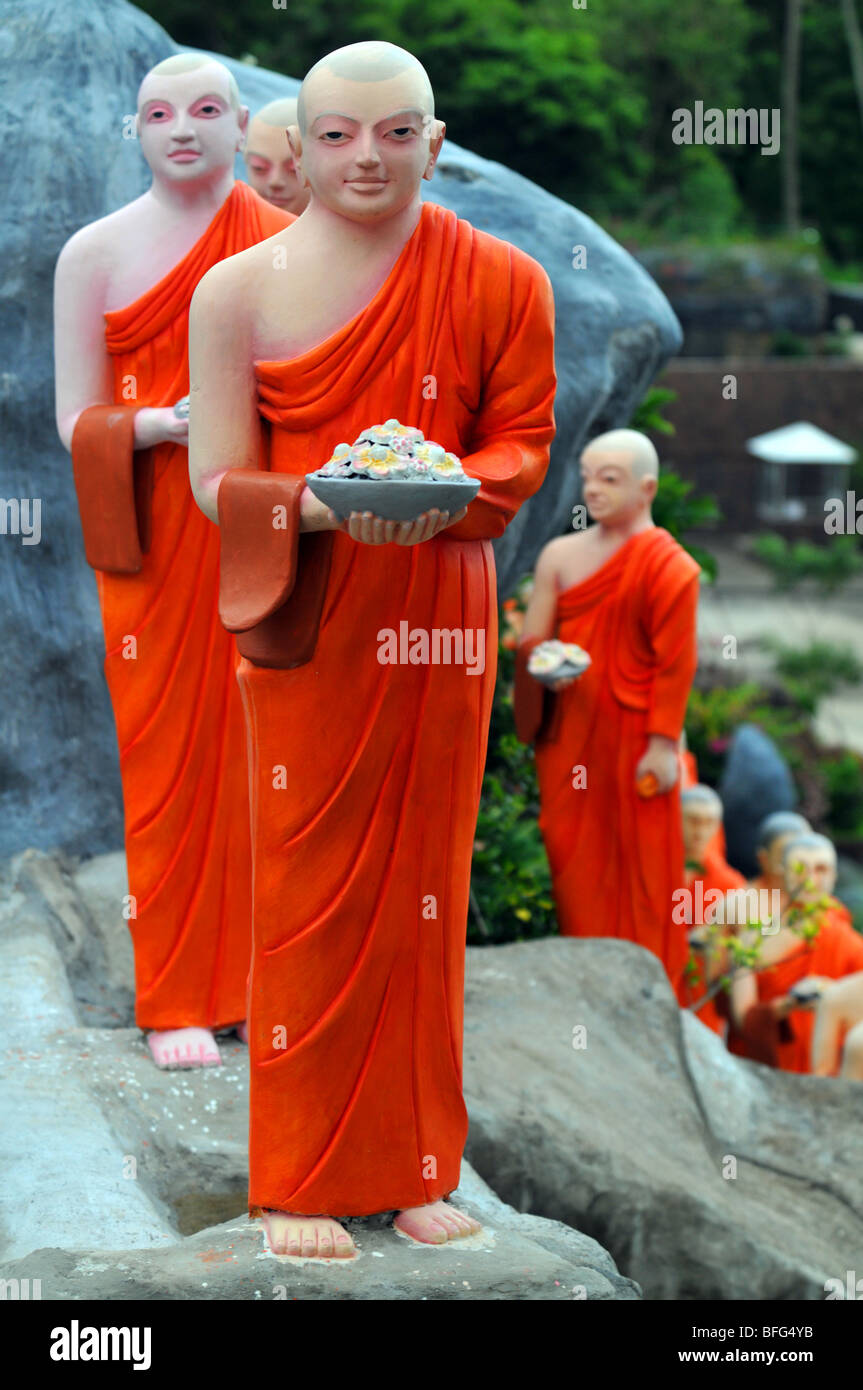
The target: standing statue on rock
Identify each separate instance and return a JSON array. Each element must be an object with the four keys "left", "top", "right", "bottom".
[
  {"left": 189, "top": 41, "right": 556, "bottom": 1257},
  {"left": 54, "top": 55, "right": 293, "bottom": 1070},
  {"left": 515, "top": 429, "right": 700, "bottom": 981}
]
